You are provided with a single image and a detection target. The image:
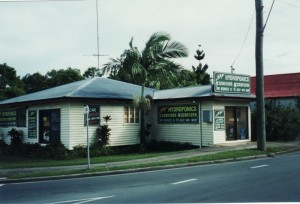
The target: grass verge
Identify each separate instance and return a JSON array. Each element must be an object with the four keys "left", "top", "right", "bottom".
[
  {"left": 0, "top": 151, "right": 178, "bottom": 169},
  {"left": 4, "top": 147, "right": 292, "bottom": 180}
]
